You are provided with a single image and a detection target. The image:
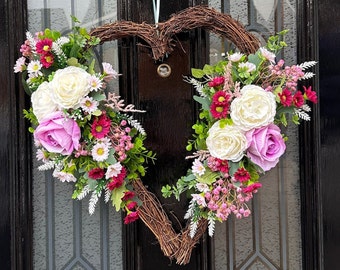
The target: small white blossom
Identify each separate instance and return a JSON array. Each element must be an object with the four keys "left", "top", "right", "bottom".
[
  {"left": 192, "top": 159, "right": 206, "bottom": 176},
  {"left": 228, "top": 52, "right": 244, "bottom": 62},
  {"left": 105, "top": 162, "right": 123, "bottom": 179}
]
